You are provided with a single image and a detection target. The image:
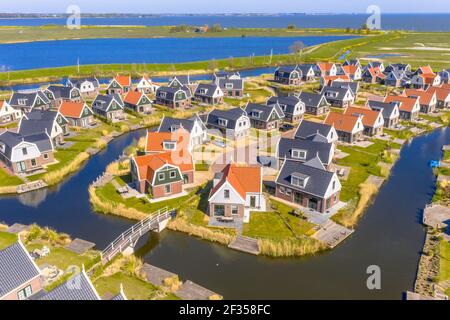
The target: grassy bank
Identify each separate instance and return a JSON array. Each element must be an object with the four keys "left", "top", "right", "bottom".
[{"left": 0, "top": 25, "right": 364, "bottom": 44}]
